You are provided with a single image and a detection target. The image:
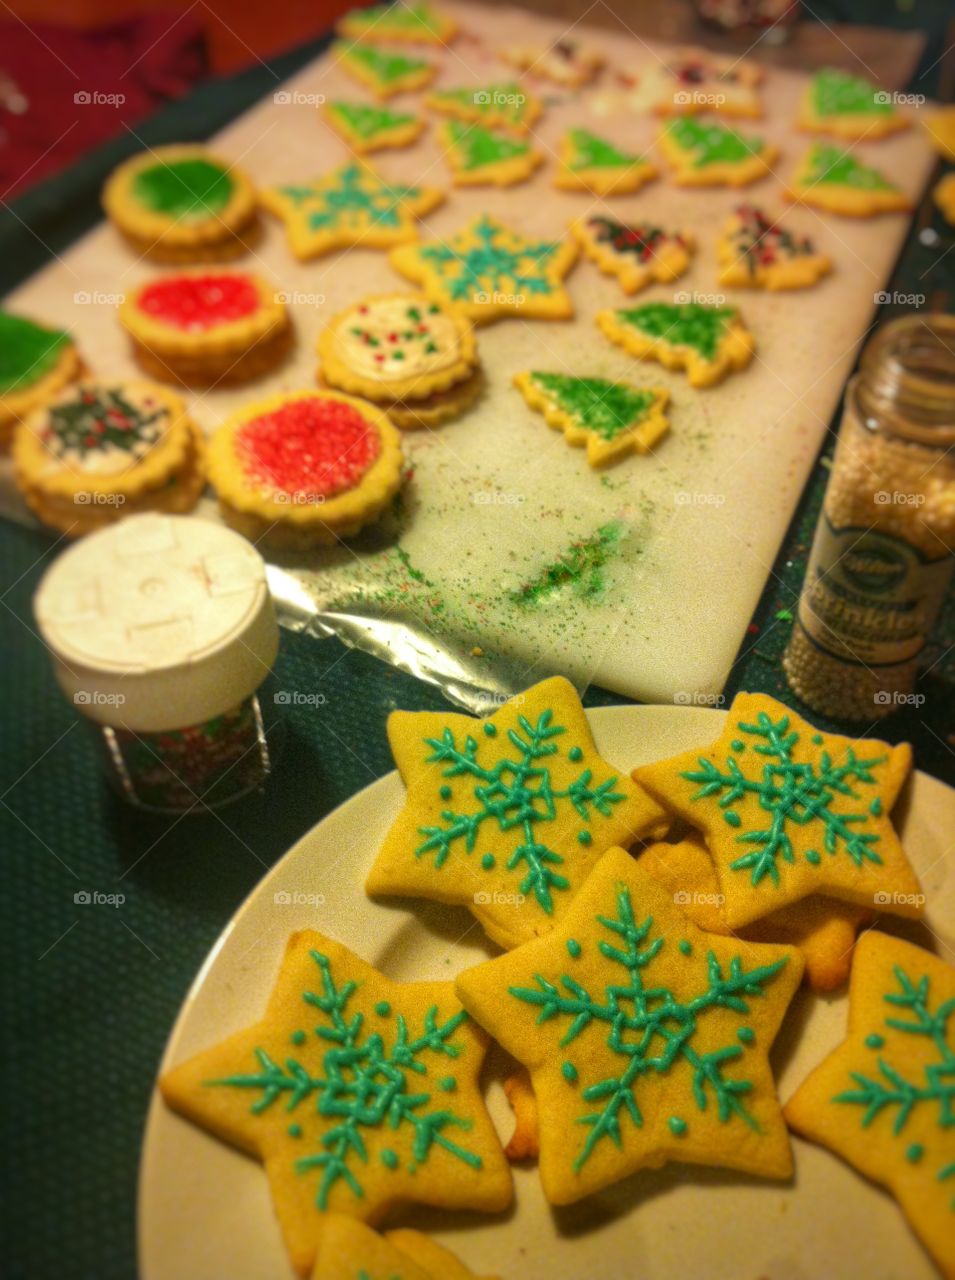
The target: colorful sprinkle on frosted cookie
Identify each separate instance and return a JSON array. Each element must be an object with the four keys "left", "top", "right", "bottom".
[
  {"left": 799, "top": 68, "right": 909, "bottom": 140},
  {"left": 597, "top": 300, "right": 754, "bottom": 388},
  {"left": 514, "top": 371, "right": 670, "bottom": 467},
  {"left": 786, "top": 143, "right": 911, "bottom": 216},
  {"left": 426, "top": 81, "right": 542, "bottom": 133},
  {"left": 333, "top": 41, "right": 437, "bottom": 98},
  {"left": 455, "top": 847, "right": 803, "bottom": 1204},
  {"left": 554, "top": 128, "right": 658, "bottom": 195},
  {"left": 323, "top": 99, "right": 425, "bottom": 152},
  {"left": 573, "top": 215, "right": 693, "bottom": 294},
  {"left": 643, "top": 46, "right": 763, "bottom": 118},
  {"left": 658, "top": 117, "right": 776, "bottom": 187},
  {"left": 717, "top": 205, "right": 831, "bottom": 290},
  {"left": 440, "top": 120, "right": 542, "bottom": 186},
  {"left": 501, "top": 39, "right": 603, "bottom": 88}
]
